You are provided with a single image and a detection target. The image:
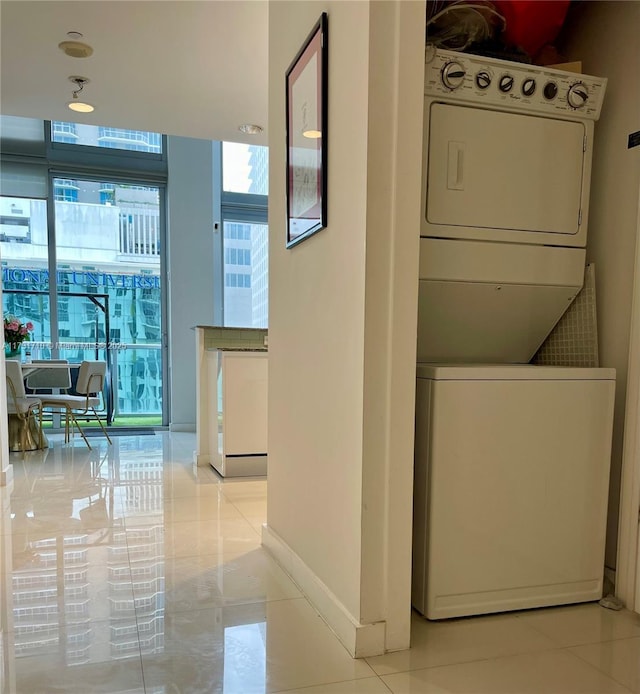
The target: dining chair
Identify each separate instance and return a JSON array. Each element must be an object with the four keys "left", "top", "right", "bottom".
[
  {"left": 5, "top": 359, "right": 43, "bottom": 457},
  {"left": 26, "top": 359, "right": 72, "bottom": 435},
  {"left": 37, "top": 360, "right": 112, "bottom": 450}
]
